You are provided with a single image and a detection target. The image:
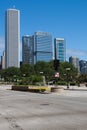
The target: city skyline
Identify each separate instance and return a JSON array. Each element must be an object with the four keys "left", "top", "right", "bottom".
[{"left": 0, "top": 0, "right": 87, "bottom": 61}]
